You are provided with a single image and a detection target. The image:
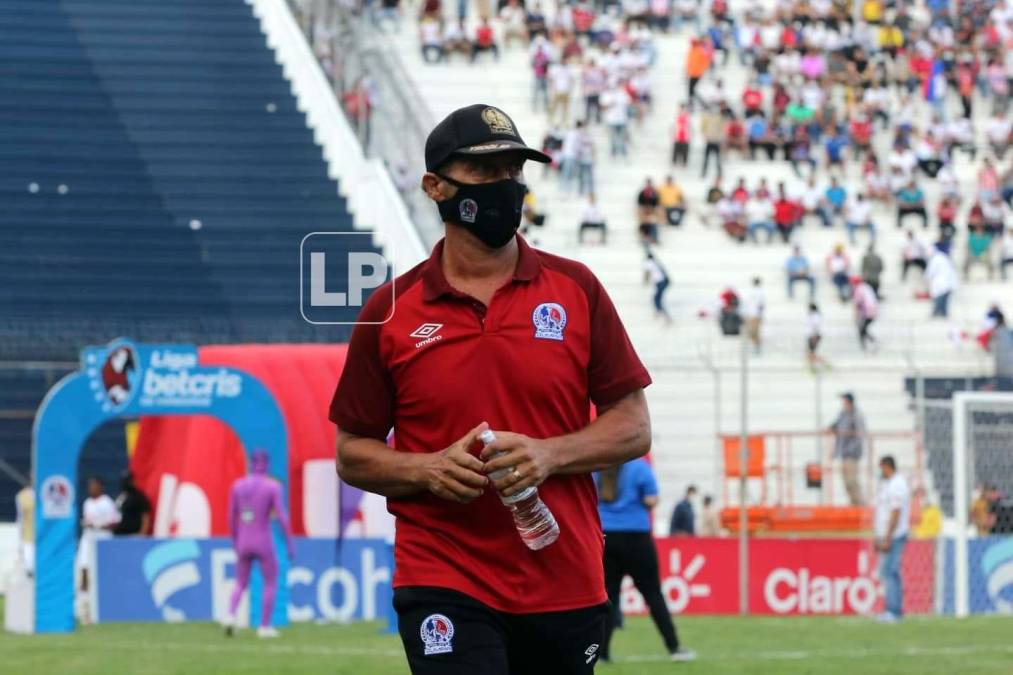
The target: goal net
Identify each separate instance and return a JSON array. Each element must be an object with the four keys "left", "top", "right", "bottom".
[{"left": 923, "top": 392, "right": 1013, "bottom": 617}]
